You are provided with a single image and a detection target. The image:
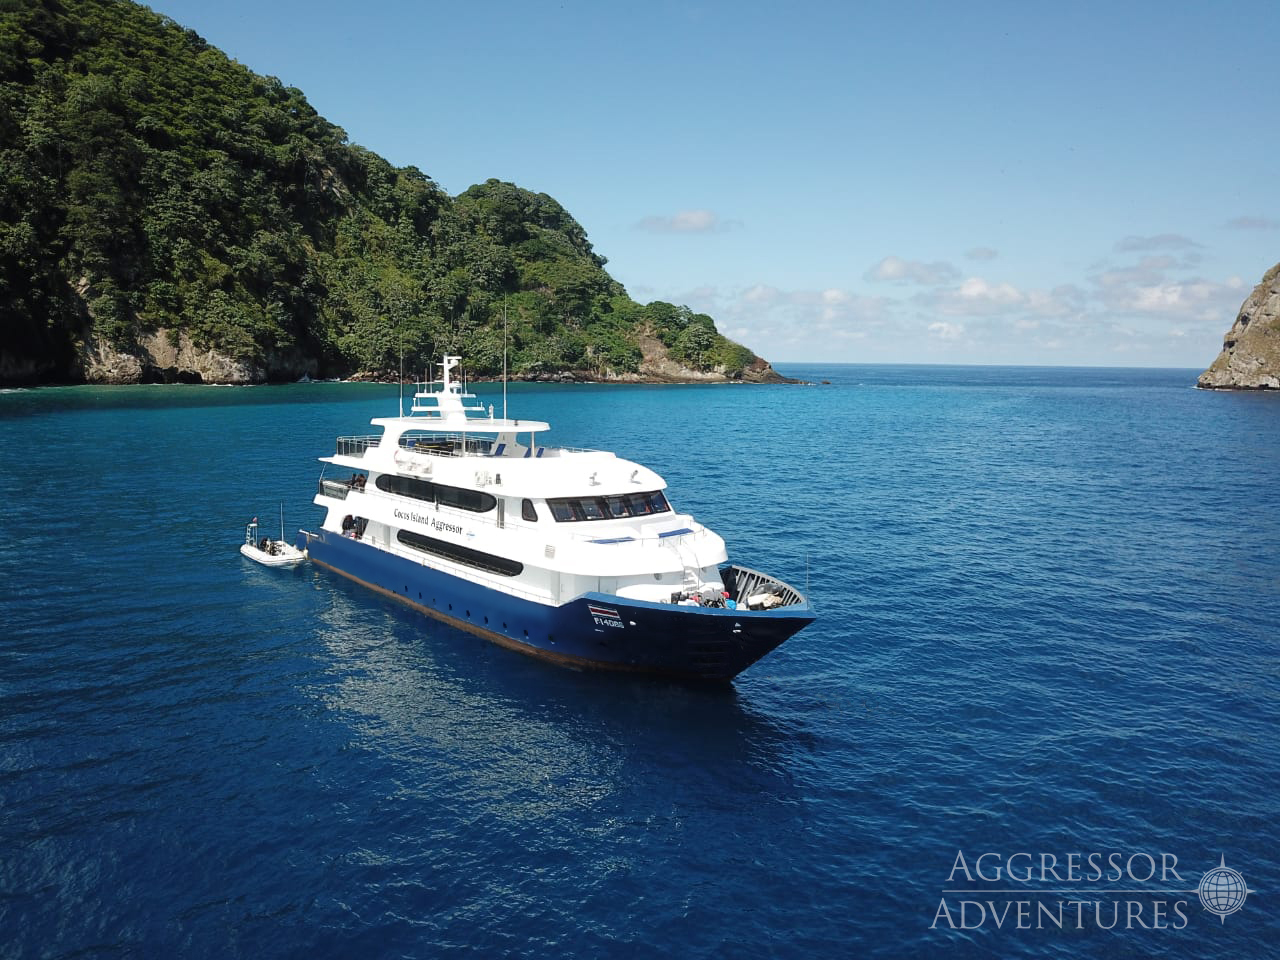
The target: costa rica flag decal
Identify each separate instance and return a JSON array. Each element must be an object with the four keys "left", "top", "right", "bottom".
[{"left": 588, "top": 603, "right": 625, "bottom": 629}]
